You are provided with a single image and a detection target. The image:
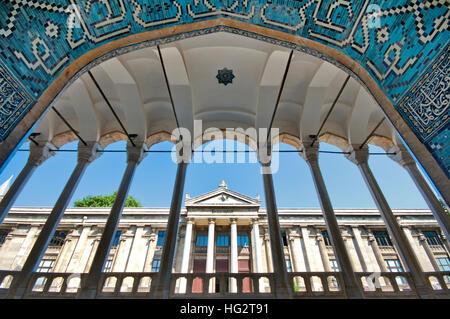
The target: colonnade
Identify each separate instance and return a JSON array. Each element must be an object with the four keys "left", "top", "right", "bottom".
[{"left": 0, "top": 138, "right": 449, "bottom": 299}]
